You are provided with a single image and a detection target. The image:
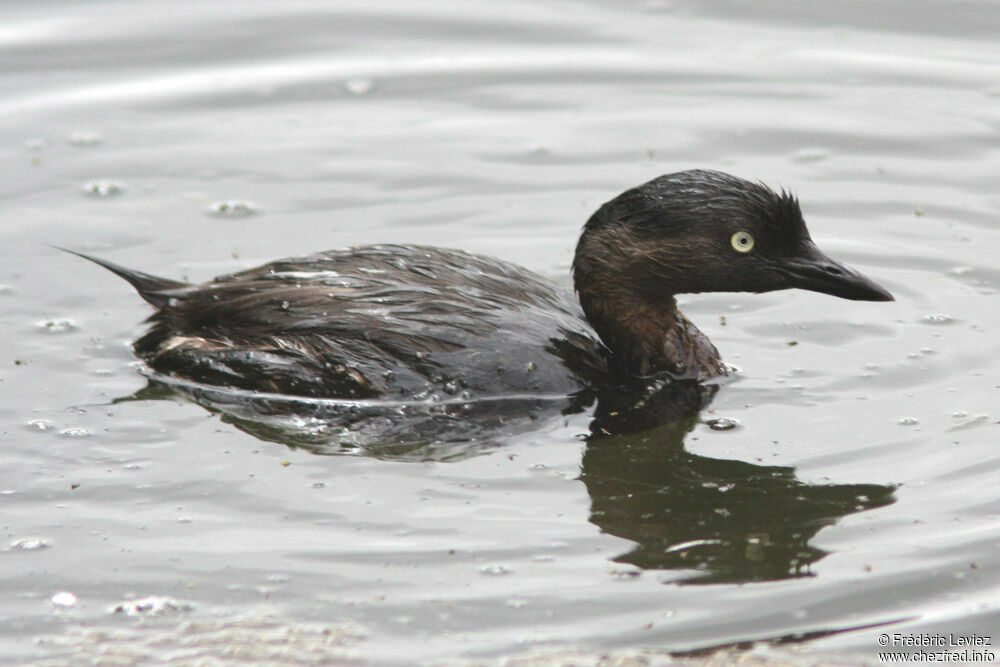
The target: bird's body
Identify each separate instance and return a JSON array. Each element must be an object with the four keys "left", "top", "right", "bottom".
[
  {"left": 90, "top": 244, "right": 610, "bottom": 399},
  {"left": 71, "top": 170, "right": 893, "bottom": 404}
]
